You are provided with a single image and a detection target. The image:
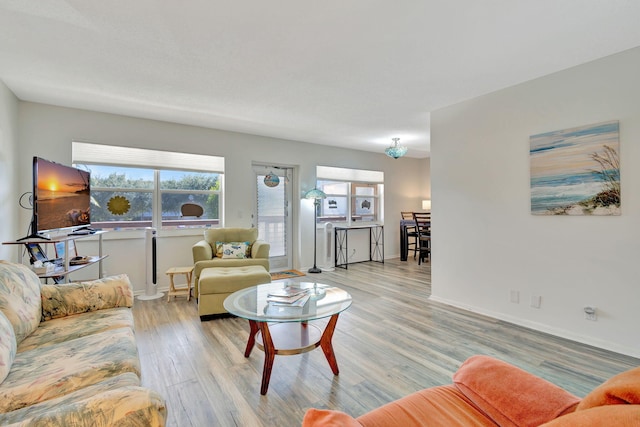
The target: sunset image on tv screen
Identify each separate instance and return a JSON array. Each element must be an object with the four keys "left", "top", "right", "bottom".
[{"left": 36, "top": 158, "right": 90, "bottom": 231}]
